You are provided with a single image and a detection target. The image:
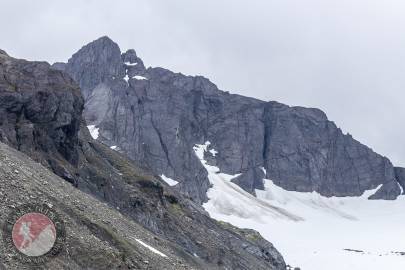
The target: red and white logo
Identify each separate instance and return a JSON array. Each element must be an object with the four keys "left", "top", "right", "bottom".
[{"left": 11, "top": 213, "right": 57, "bottom": 257}]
